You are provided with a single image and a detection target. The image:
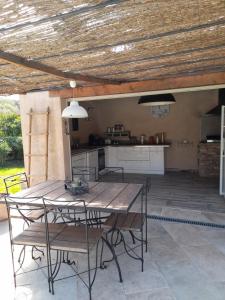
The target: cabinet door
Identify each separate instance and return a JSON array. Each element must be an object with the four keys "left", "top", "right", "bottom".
[
  {"left": 117, "top": 147, "right": 150, "bottom": 161},
  {"left": 71, "top": 153, "right": 87, "bottom": 168},
  {"left": 150, "top": 150, "right": 164, "bottom": 173},
  {"left": 87, "top": 150, "right": 98, "bottom": 181},
  {"left": 106, "top": 146, "right": 118, "bottom": 167}
]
